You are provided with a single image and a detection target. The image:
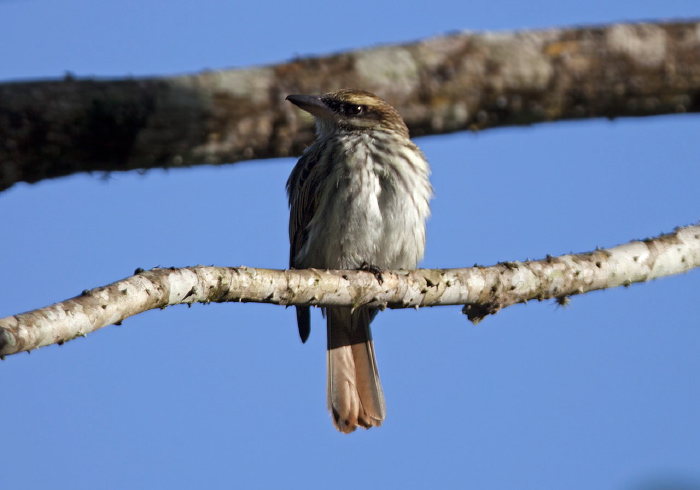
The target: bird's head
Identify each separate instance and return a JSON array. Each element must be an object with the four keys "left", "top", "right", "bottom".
[{"left": 286, "top": 89, "right": 409, "bottom": 138}]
